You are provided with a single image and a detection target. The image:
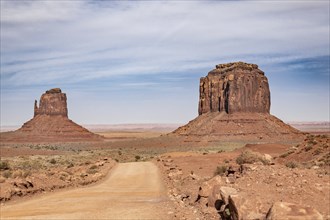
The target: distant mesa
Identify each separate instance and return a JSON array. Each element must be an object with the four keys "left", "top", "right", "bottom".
[
  {"left": 2, "top": 88, "right": 102, "bottom": 142},
  {"left": 173, "top": 61, "right": 303, "bottom": 141}
]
